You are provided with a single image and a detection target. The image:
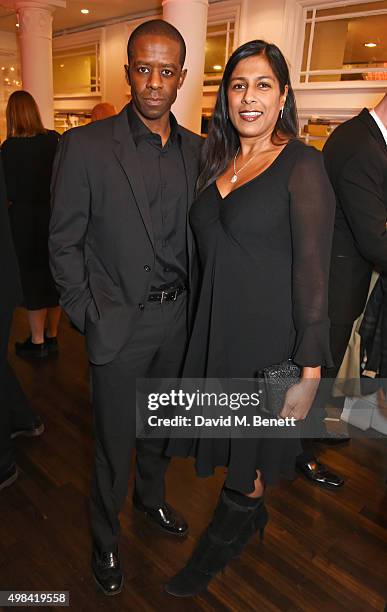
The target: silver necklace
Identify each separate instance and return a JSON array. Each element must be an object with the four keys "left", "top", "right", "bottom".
[{"left": 230, "top": 147, "right": 256, "bottom": 183}]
